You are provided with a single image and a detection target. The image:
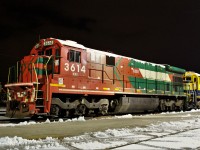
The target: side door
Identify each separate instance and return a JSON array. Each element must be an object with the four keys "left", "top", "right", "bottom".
[
  {"left": 45, "top": 48, "right": 61, "bottom": 75},
  {"left": 54, "top": 48, "right": 61, "bottom": 74}
]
